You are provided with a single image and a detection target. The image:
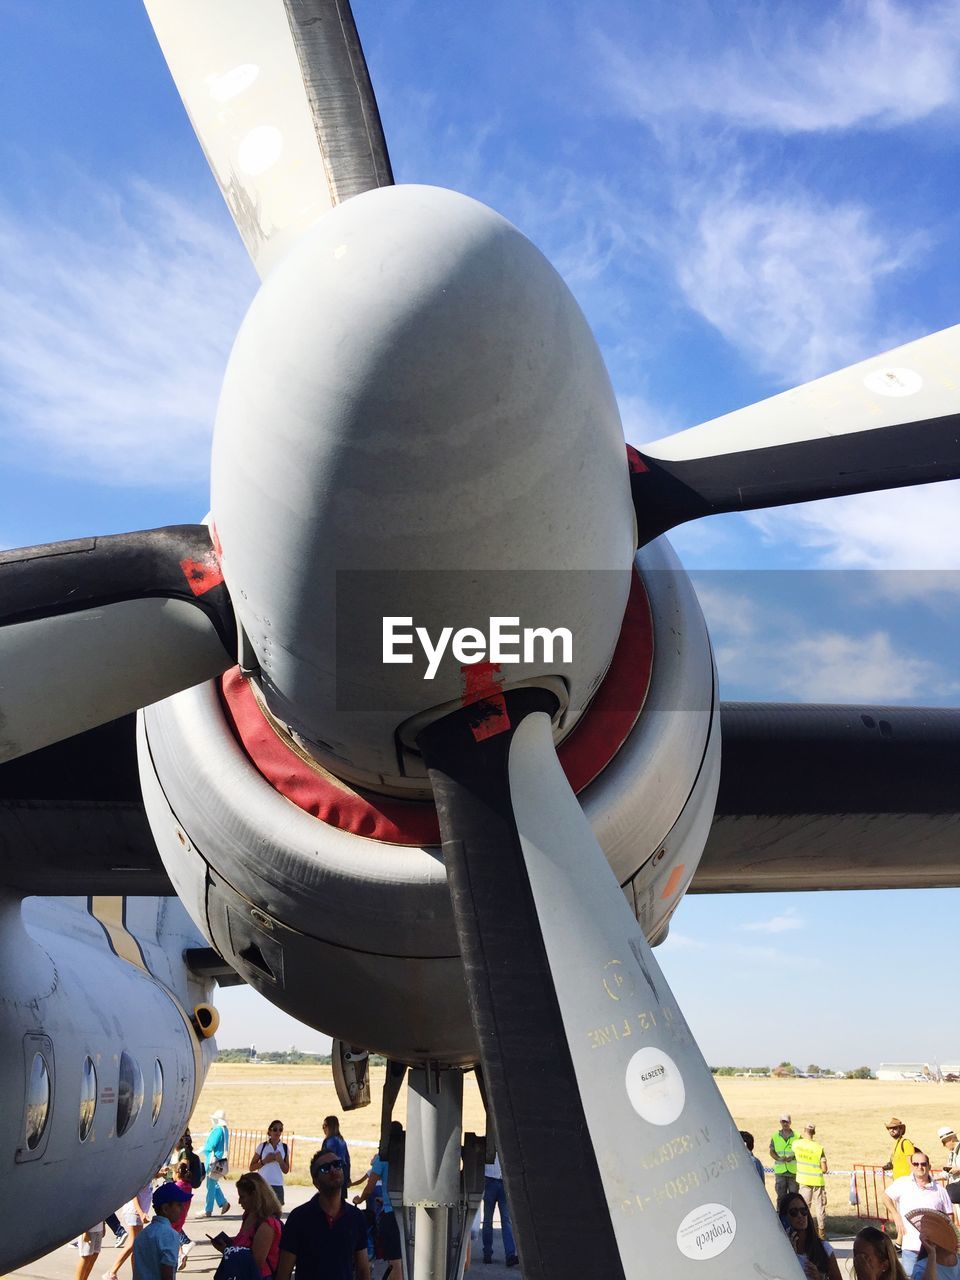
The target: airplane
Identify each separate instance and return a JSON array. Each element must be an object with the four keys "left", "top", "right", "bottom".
[{"left": 2, "top": 3, "right": 959, "bottom": 1277}]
